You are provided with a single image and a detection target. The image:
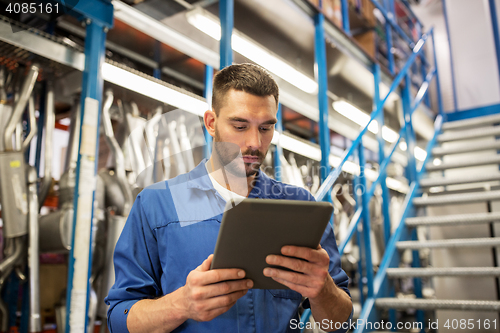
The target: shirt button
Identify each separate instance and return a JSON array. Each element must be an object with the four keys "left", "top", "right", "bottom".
[{"left": 124, "top": 309, "right": 128, "bottom": 314}]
